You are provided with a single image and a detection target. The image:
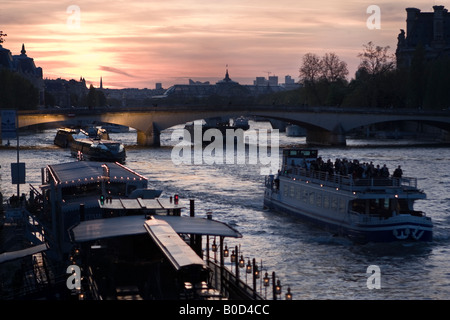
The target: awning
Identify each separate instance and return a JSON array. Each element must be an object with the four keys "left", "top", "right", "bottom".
[
  {"left": 0, "top": 243, "right": 48, "bottom": 264},
  {"left": 144, "top": 218, "right": 205, "bottom": 270},
  {"left": 71, "top": 215, "right": 146, "bottom": 242},
  {"left": 71, "top": 215, "right": 242, "bottom": 243},
  {"left": 99, "top": 198, "right": 185, "bottom": 211},
  {"left": 46, "top": 161, "right": 147, "bottom": 188},
  {"left": 156, "top": 215, "right": 242, "bottom": 238}
]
